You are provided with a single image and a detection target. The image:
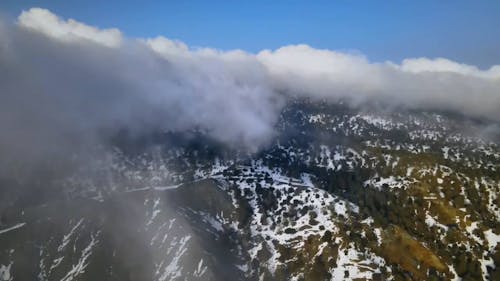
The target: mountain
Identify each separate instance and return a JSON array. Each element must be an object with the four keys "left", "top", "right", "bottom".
[{"left": 0, "top": 99, "right": 499, "bottom": 281}]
